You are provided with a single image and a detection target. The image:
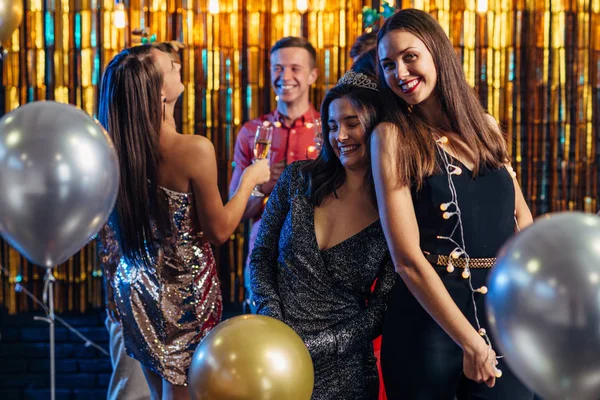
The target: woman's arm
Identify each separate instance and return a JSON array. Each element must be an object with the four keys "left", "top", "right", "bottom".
[
  {"left": 303, "top": 258, "right": 396, "bottom": 360},
  {"left": 512, "top": 171, "right": 533, "bottom": 231},
  {"left": 182, "top": 135, "right": 270, "bottom": 245},
  {"left": 370, "top": 123, "right": 498, "bottom": 387},
  {"left": 485, "top": 114, "right": 533, "bottom": 231},
  {"left": 249, "top": 164, "right": 295, "bottom": 320}
]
